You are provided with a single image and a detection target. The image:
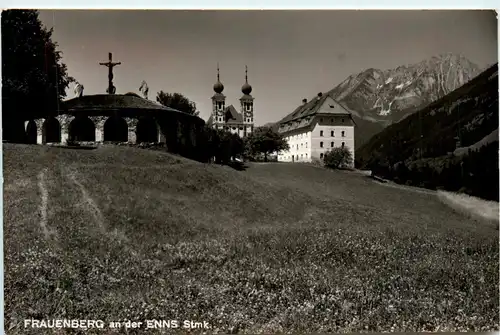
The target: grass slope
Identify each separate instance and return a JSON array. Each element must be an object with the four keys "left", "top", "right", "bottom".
[{"left": 4, "top": 144, "right": 499, "bottom": 333}]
